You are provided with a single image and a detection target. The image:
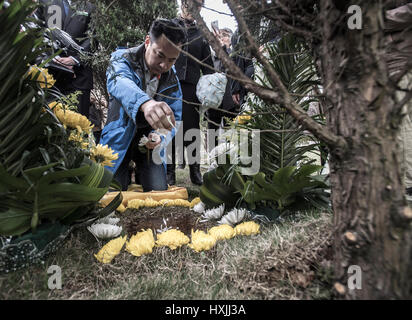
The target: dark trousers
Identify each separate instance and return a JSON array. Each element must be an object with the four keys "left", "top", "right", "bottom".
[
  {"left": 170, "top": 82, "right": 201, "bottom": 165},
  {"left": 206, "top": 106, "right": 238, "bottom": 152},
  {"left": 114, "top": 129, "right": 168, "bottom": 192},
  {"left": 206, "top": 108, "right": 226, "bottom": 152}
]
